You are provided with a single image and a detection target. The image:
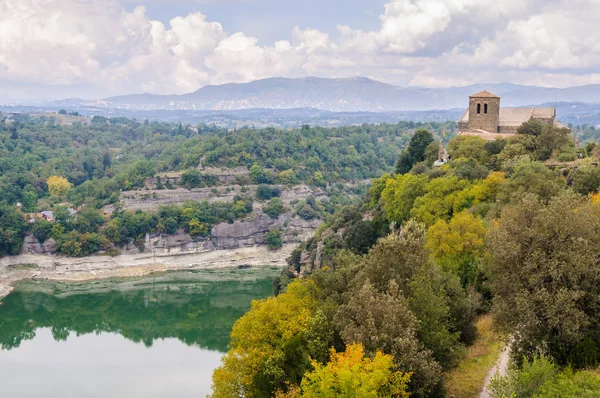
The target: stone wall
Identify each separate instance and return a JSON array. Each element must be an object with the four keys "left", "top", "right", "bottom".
[
  {"left": 498, "top": 125, "right": 520, "bottom": 134},
  {"left": 468, "top": 97, "right": 500, "bottom": 132}
]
